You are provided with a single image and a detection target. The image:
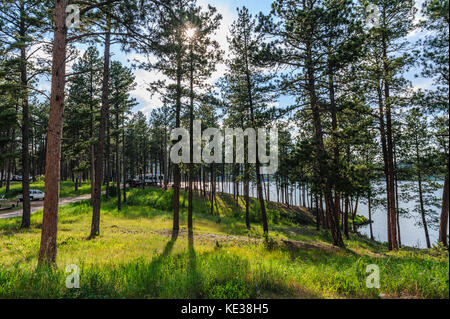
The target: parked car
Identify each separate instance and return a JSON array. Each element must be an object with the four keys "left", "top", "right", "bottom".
[
  {"left": 0, "top": 195, "right": 18, "bottom": 209},
  {"left": 143, "top": 174, "right": 164, "bottom": 186},
  {"left": 127, "top": 177, "right": 143, "bottom": 188},
  {"left": 18, "top": 189, "right": 45, "bottom": 201},
  {"left": 12, "top": 175, "right": 23, "bottom": 181},
  {"left": 0, "top": 195, "right": 6, "bottom": 207}
]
